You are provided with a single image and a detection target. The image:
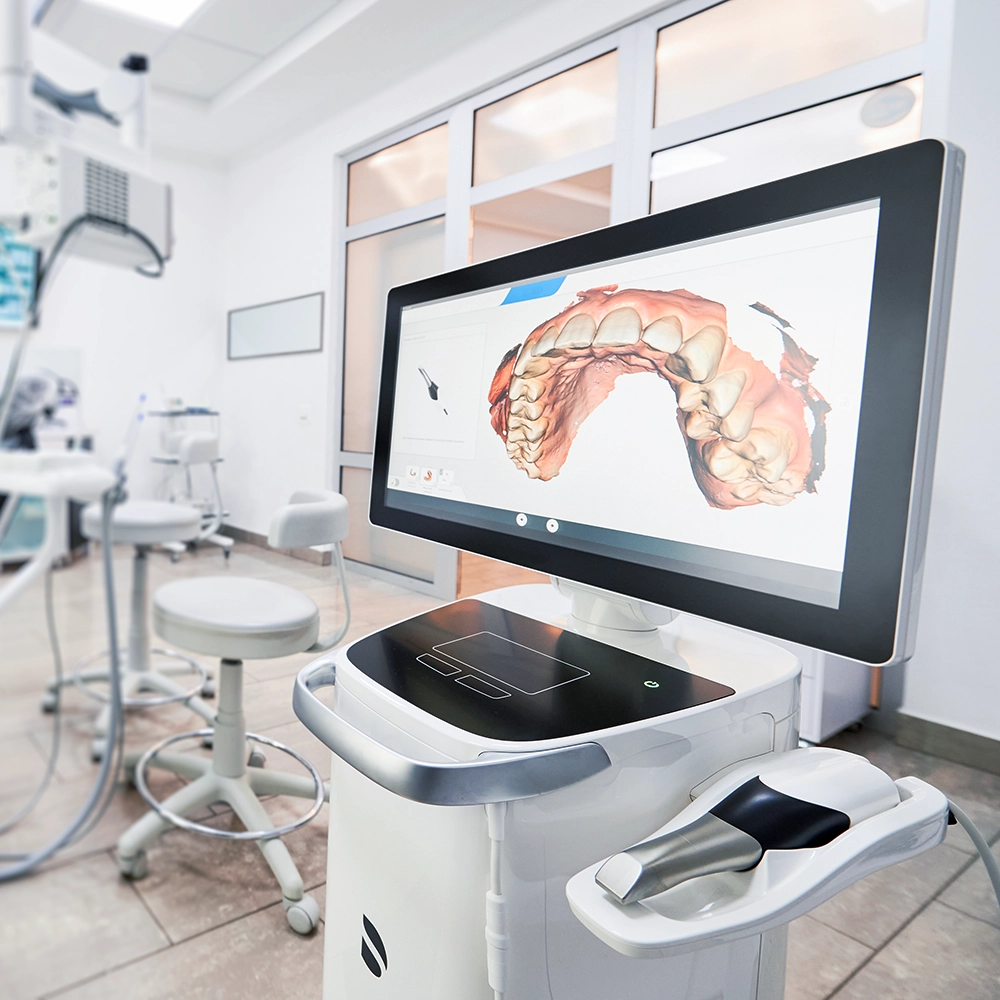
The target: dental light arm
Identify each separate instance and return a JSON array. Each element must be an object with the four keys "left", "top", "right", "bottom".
[
  {"left": 597, "top": 749, "right": 902, "bottom": 904},
  {"left": 267, "top": 490, "right": 351, "bottom": 651}
]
